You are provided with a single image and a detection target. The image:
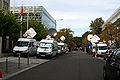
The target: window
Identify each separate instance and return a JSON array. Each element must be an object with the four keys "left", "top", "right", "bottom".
[
  {"left": 39, "top": 42, "right": 52, "bottom": 49},
  {"left": 16, "top": 41, "right": 29, "bottom": 47}
]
